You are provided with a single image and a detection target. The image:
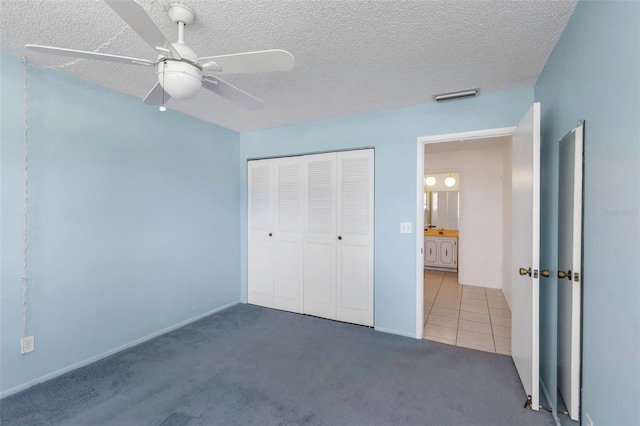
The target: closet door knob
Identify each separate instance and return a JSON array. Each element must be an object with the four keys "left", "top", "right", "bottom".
[
  {"left": 268, "top": 233, "right": 272, "bottom": 237},
  {"left": 540, "top": 270, "right": 550, "bottom": 278},
  {"left": 338, "top": 236, "right": 342, "bottom": 240}
]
